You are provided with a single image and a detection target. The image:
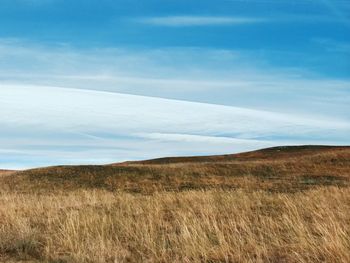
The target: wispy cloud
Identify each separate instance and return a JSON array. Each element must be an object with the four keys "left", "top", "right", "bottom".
[
  {"left": 0, "top": 39, "right": 349, "bottom": 120},
  {"left": 1, "top": 84, "right": 349, "bottom": 169},
  {"left": 0, "top": 39, "right": 349, "bottom": 168},
  {"left": 134, "top": 16, "right": 265, "bottom": 26},
  {"left": 313, "top": 38, "right": 350, "bottom": 53},
  {"left": 133, "top": 14, "right": 348, "bottom": 27}
]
